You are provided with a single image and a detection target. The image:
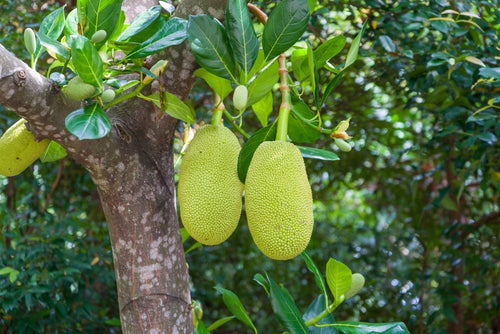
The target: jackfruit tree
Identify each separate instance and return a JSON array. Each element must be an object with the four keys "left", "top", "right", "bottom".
[{"left": 0, "top": 0, "right": 415, "bottom": 333}]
